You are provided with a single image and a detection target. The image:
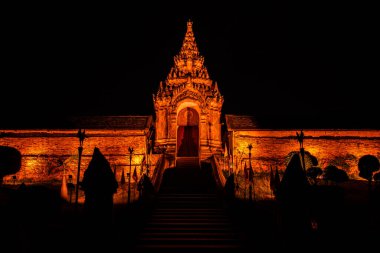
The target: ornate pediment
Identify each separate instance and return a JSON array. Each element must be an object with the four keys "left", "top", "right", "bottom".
[{"left": 172, "top": 90, "right": 205, "bottom": 107}]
